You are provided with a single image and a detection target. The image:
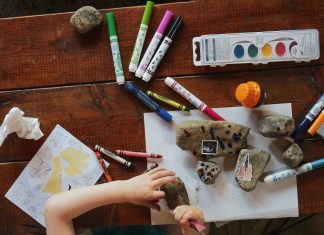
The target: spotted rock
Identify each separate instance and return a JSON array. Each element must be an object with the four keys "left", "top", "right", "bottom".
[
  {"left": 282, "top": 143, "right": 303, "bottom": 168},
  {"left": 161, "top": 177, "right": 189, "bottom": 209},
  {"left": 176, "top": 120, "right": 250, "bottom": 159},
  {"left": 258, "top": 115, "right": 295, "bottom": 138},
  {"left": 196, "top": 161, "right": 221, "bottom": 184},
  {"left": 70, "top": 6, "right": 103, "bottom": 34}
]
